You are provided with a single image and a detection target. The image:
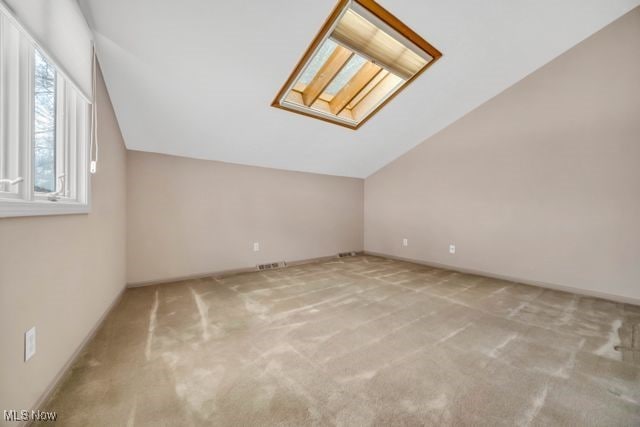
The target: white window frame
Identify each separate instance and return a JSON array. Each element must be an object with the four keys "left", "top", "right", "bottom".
[{"left": 0, "top": 3, "right": 91, "bottom": 218}]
